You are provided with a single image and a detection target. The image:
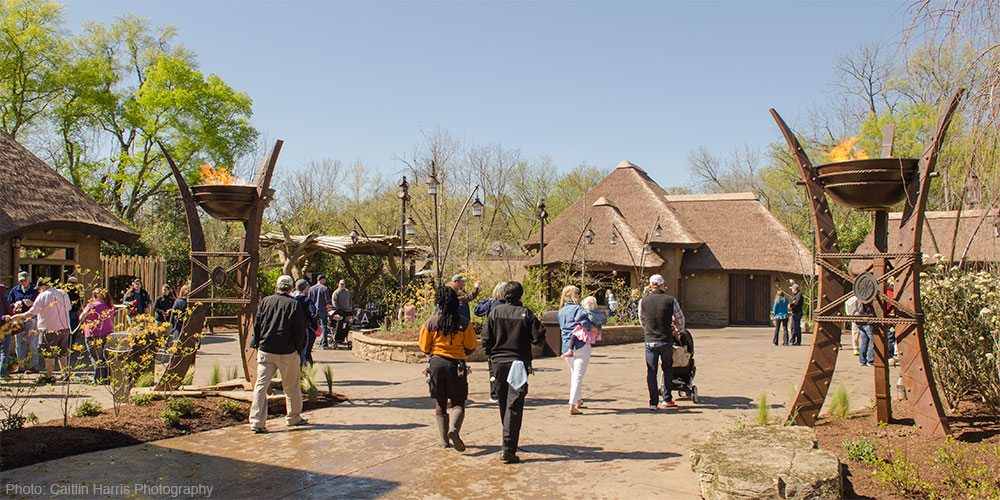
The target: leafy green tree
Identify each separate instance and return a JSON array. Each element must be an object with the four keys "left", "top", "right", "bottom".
[
  {"left": 51, "top": 15, "right": 257, "bottom": 222},
  {"left": 0, "top": 0, "right": 69, "bottom": 139}
]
